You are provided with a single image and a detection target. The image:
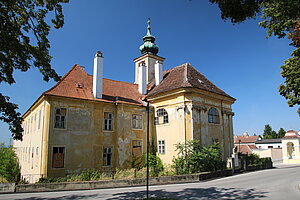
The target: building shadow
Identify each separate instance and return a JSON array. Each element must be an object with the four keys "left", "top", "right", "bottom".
[{"left": 107, "top": 187, "right": 268, "bottom": 200}]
